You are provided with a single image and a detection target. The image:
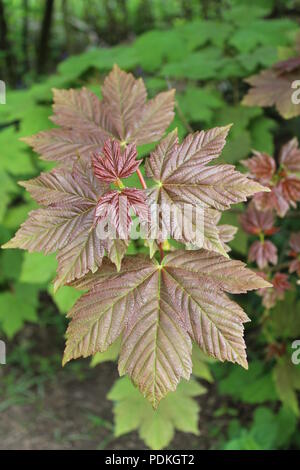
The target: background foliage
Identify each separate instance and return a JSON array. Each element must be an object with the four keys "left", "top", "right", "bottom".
[{"left": 1, "top": 0, "right": 300, "bottom": 450}]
